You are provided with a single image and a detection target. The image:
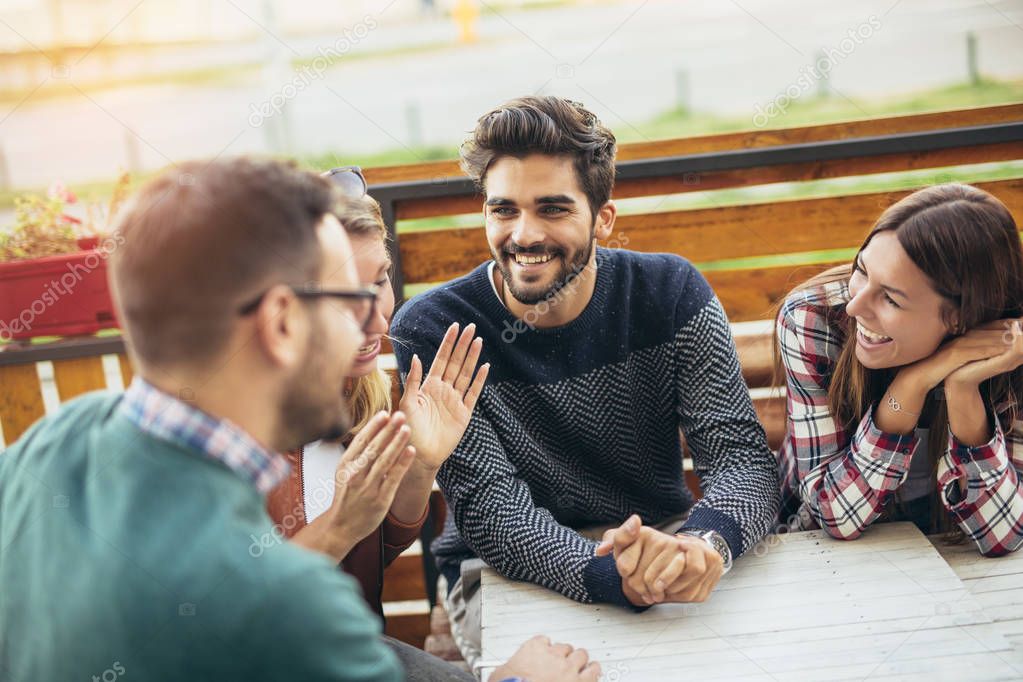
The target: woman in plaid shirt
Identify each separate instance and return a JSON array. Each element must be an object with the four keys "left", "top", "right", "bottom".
[{"left": 777, "top": 183, "right": 1023, "bottom": 556}]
